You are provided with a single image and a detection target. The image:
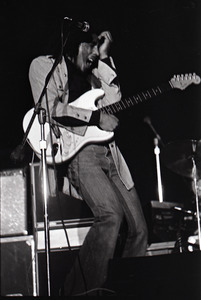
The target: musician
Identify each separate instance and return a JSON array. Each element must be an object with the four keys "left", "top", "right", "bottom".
[{"left": 29, "top": 23, "right": 148, "bottom": 296}]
